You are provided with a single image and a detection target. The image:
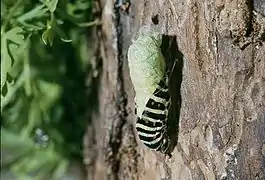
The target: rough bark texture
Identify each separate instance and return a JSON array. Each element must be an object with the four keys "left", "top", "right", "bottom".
[{"left": 84, "top": 0, "right": 265, "bottom": 179}]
